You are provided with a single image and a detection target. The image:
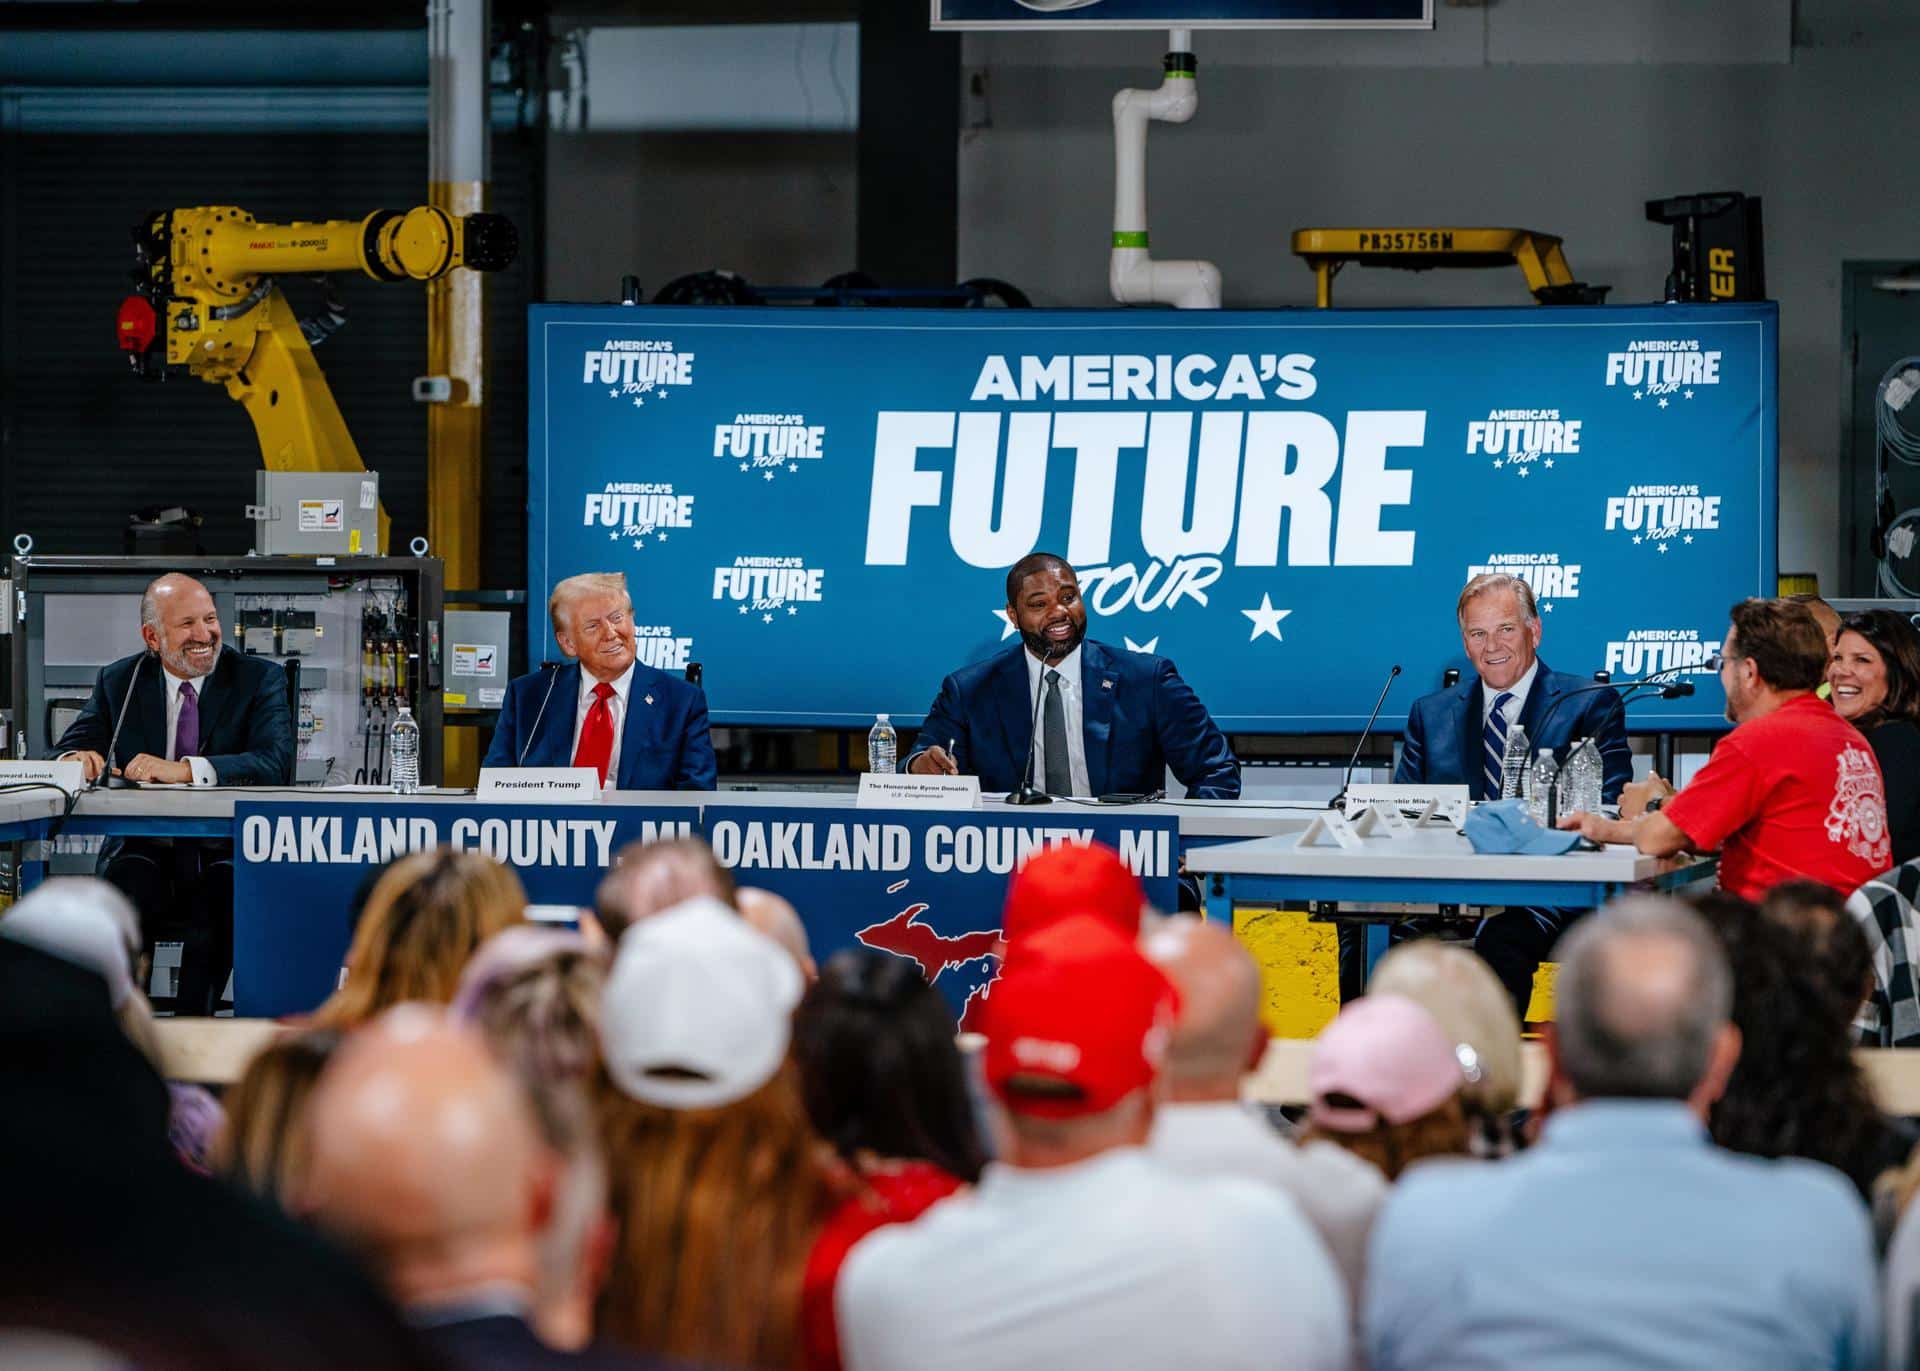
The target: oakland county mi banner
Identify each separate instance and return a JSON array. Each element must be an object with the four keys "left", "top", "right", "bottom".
[{"left": 528, "top": 302, "right": 1777, "bottom": 735}]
